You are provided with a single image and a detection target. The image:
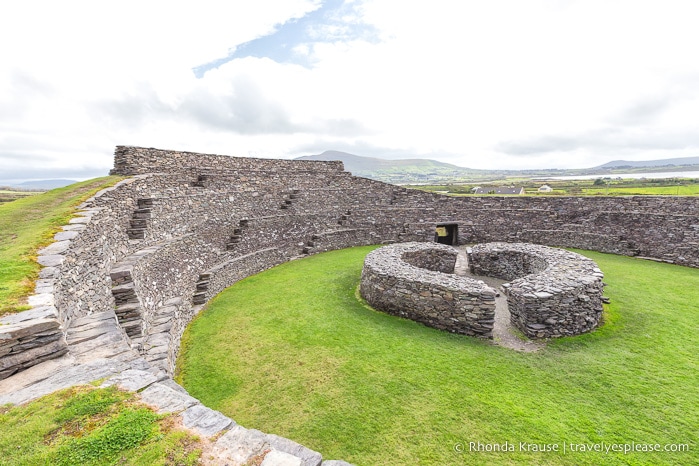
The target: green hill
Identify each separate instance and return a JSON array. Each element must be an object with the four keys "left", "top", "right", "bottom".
[{"left": 295, "top": 150, "right": 484, "bottom": 183}]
